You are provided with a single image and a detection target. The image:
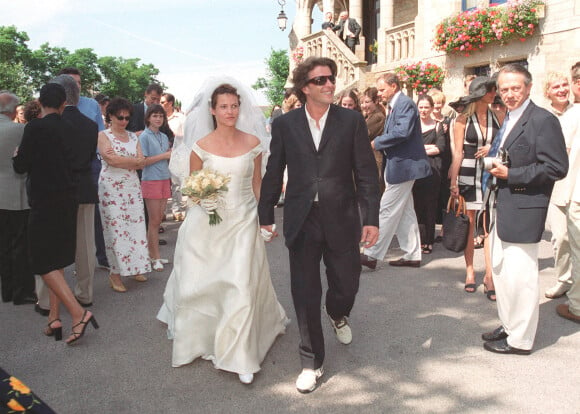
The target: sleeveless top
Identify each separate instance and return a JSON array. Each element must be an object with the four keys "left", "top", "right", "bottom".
[{"left": 458, "top": 110, "right": 500, "bottom": 204}]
